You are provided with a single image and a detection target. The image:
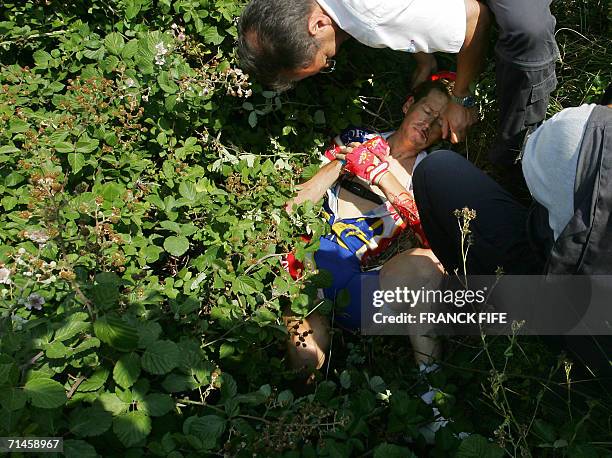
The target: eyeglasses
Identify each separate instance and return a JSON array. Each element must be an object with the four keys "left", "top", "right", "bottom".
[{"left": 320, "top": 57, "right": 336, "bottom": 74}]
